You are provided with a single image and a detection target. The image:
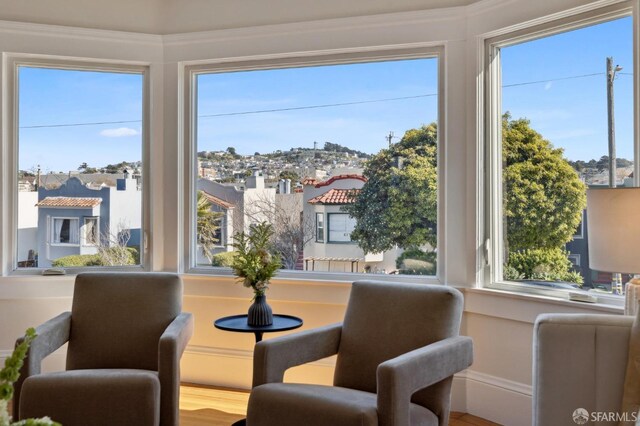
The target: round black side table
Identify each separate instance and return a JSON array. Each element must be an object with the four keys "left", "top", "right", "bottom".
[
  {"left": 213, "top": 314, "right": 303, "bottom": 426},
  {"left": 214, "top": 314, "right": 303, "bottom": 343}
]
